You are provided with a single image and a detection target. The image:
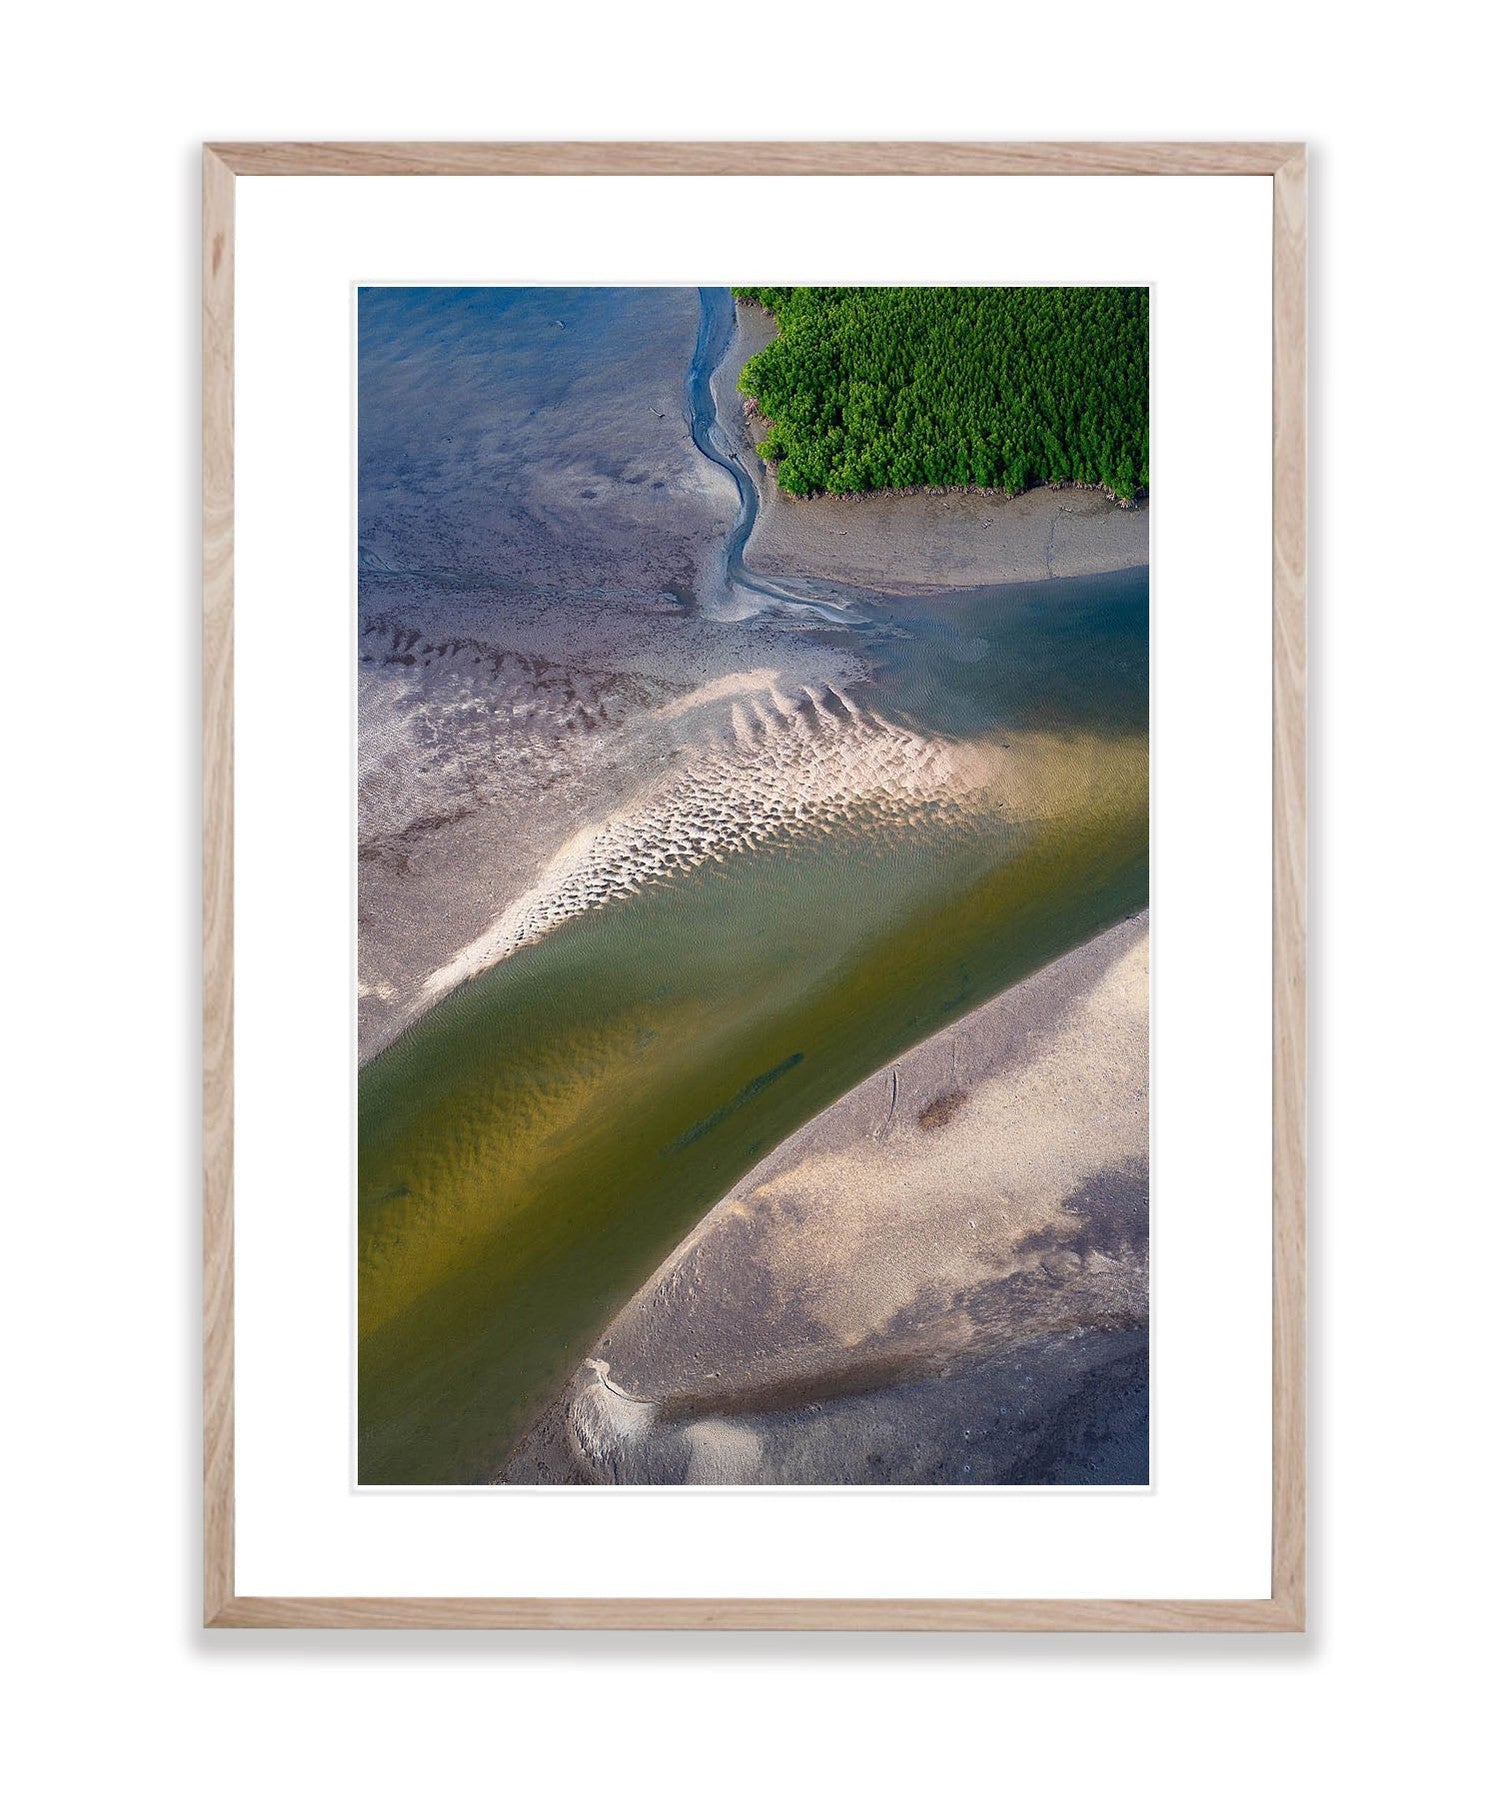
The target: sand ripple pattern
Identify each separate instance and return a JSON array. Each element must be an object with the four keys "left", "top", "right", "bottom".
[{"left": 423, "top": 682, "right": 984, "bottom": 1002}]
